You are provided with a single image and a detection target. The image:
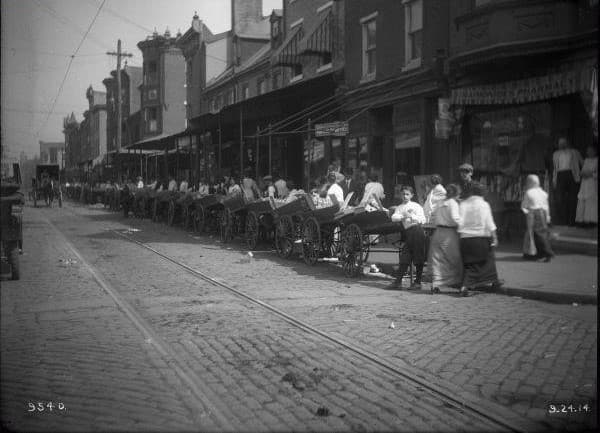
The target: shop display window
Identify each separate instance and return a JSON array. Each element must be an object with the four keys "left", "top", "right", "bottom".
[{"left": 465, "top": 102, "right": 552, "bottom": 202}]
